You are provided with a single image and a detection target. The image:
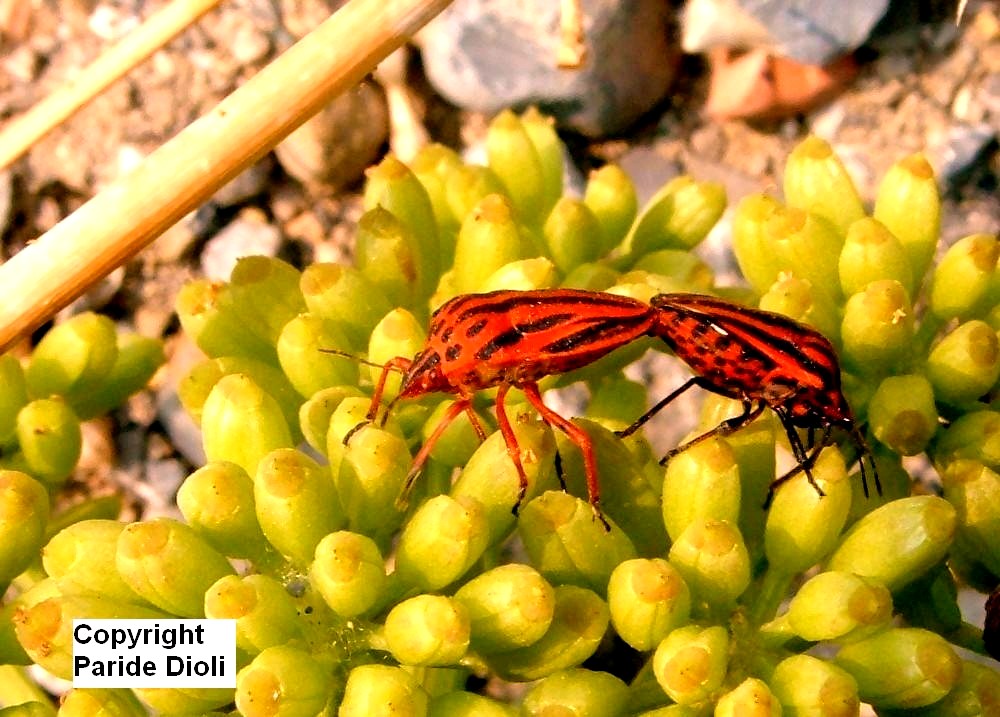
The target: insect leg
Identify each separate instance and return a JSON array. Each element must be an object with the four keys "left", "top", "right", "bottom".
[
  {"left": 851, "top": 426, "right": 881, "bottom": 498},
  {"left": 494, "top": 382, "right": 533, "bottom": 515},
  {"left": 464, "top": 405, "right": 489, "bottom": 442},
  {"left": 343, "top": 355, "right": 414, "bottom": 446},
  {"left": 659, "top": 400, "right": 767, "bottom": 466},
  {"left": 396, "top": 396, "right": 474, "bottom": 510},
  {"left": 616, "top": 377, "right": 705, "bottom": 439},
  {"left": 521, "top": 382, "right": 611, "bottom": 531},
  {"left": 764, "top": 417, "right": 831, "bottom": 507}
]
